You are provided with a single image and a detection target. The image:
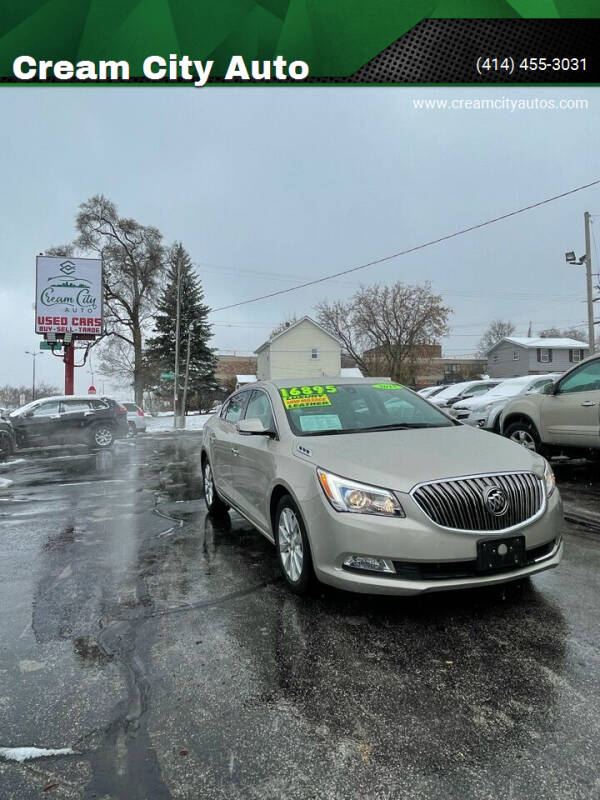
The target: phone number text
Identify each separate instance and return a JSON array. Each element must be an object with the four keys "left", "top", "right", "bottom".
[{"left": 476, "top": 57, "right": 587, "bottom": 76}]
